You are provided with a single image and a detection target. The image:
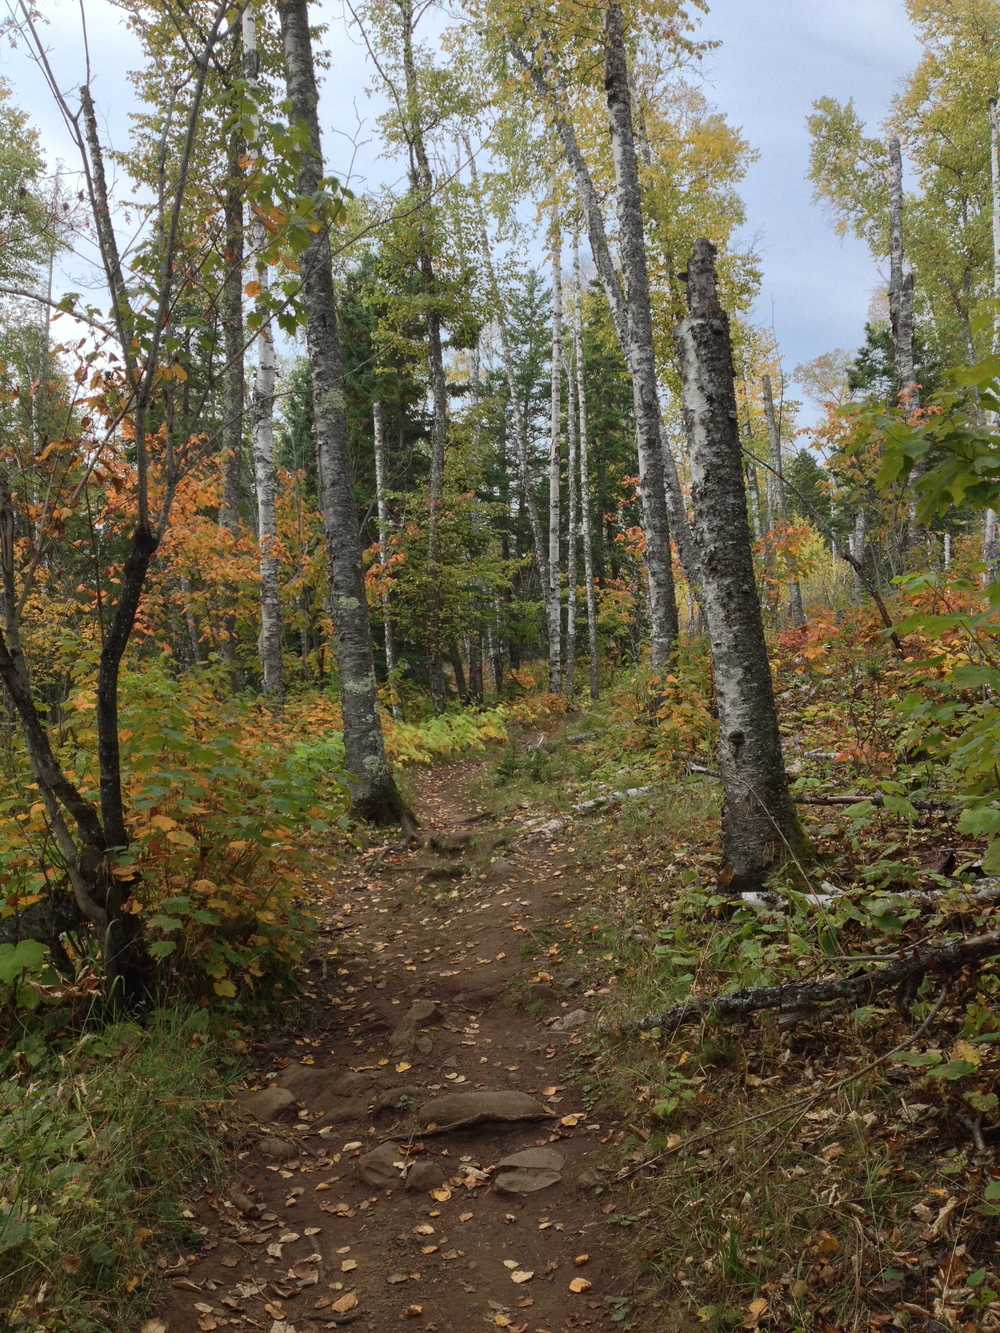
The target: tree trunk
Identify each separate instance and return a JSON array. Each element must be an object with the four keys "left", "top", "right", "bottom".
[
  {"left": 674, "top": 241, "right": 812, "bottom": 892},
  {"left": 511, "top": 27, "right": 685, "bottom": 667},
  {"left": 244, "top": 10, "right": 284, "bottom": 704},
  {"left": 218, "top": 128, "right": 245, "bottom": 680},
  {"left": 372, "top": 400, "right": 400, "bottom": 718},
  {"left": 762, "top": 373, "right": 805, "bottom": 627},
  {"left": 888, "top": 137, "right": 916, "bottom": 405},
  {"left": 547, "top": 206, "right": 563, "bottom": 692},
  {"left": 398, "top": 0, "right": 447, "bottom": 712},
  {"left": 601, "top": 2, "right": 677, "bottom": 668},
  {"left": 278, "top": 0, "right": 411, "bottom": 827},
  {"left": 565, "top": 319, "right": 579, "bottom": 703},
  {"left": 850, "top": 509, "right": 867, "bottom": 600},
  {"left": 572, "top": 234, "right": 600, "bottom": 701},
  {"left": 987, "top": 97, "right": 1000, "bottom": 582}
]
